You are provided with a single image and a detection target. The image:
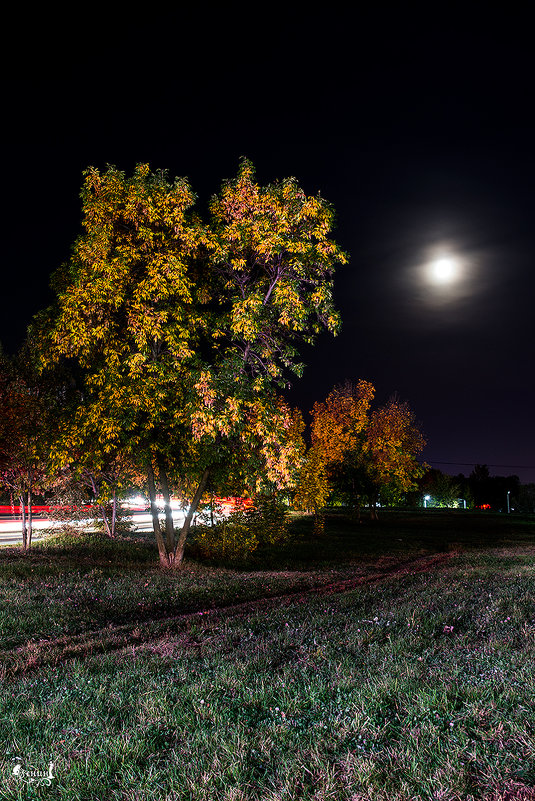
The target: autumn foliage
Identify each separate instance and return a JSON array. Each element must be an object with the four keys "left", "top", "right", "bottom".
[
  {"left": 0, "top": 160, "right": 428, "bottom": 561},
  {"left": 294, "top": 381, "right": 426, "bottom": 521},
  {"left": 32, "top": 160, "right": 345, "bottom": 565}
]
